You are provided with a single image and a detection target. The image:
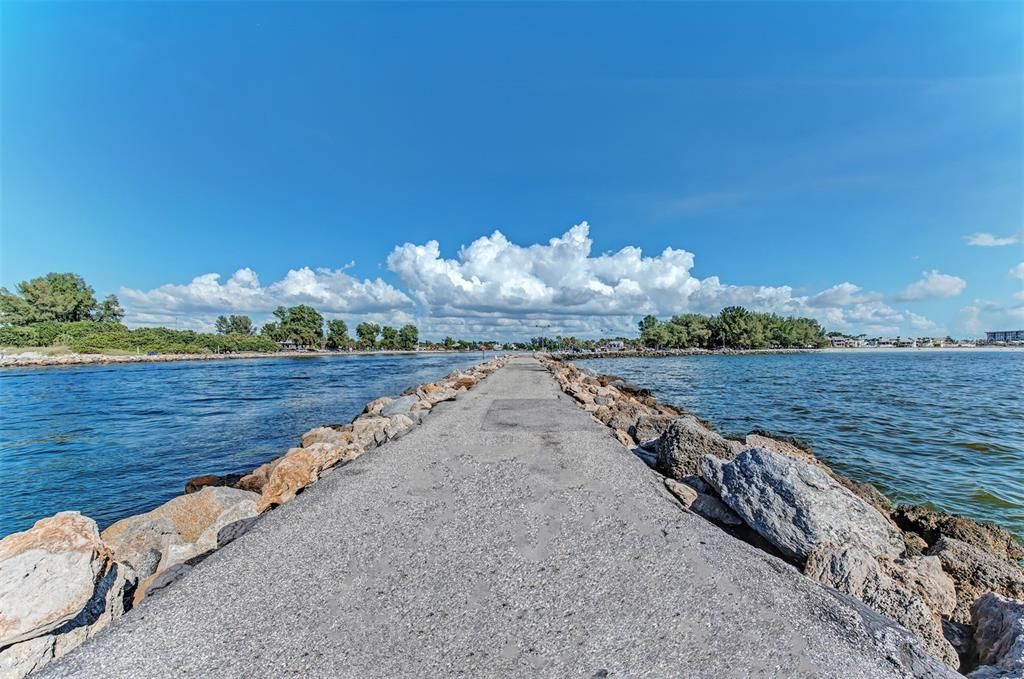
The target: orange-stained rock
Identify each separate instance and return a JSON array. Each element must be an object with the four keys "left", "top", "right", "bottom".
[
  {"left": 0, "top": 512, "right": 137, "bottom": 678},
  {"left": 256, "top": 450, "right": 319, "bottom": 512}
]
